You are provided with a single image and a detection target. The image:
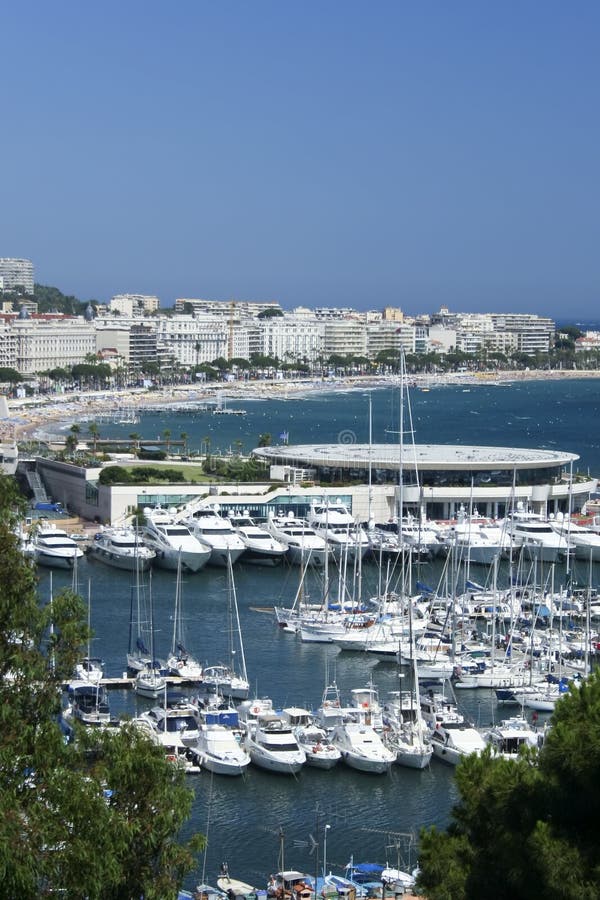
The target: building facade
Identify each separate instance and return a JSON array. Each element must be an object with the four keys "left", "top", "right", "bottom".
[{"left": 0, "top": 258, "right": 34, "bottom": 294}]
